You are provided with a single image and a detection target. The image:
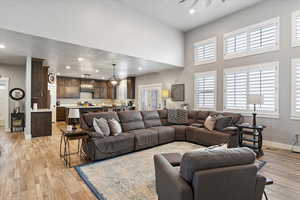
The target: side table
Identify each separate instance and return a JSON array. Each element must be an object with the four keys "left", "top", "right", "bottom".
[
  {"left": 60, "top": 128, "right": 89, "bottom": 167},
  {"left": 237, "top": 124, "right": 266, "bottom": 157}
]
